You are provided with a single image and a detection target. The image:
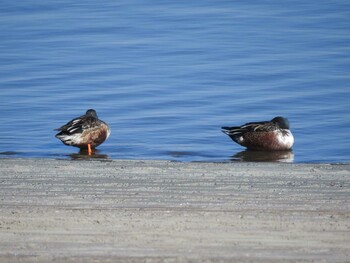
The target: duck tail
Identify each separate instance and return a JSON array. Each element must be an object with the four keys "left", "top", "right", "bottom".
[{"left": 221, "top": 126, "right": 241, "bottom": 135}]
